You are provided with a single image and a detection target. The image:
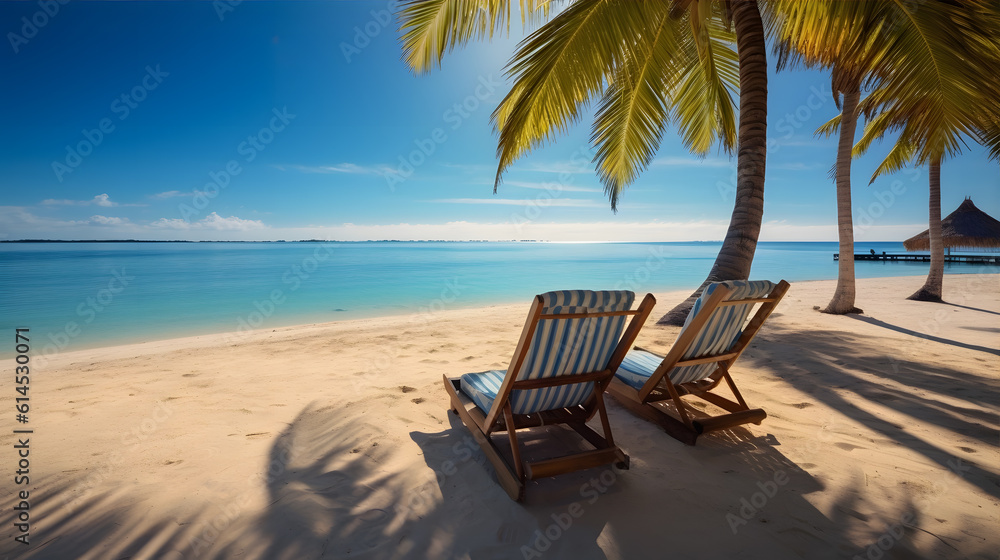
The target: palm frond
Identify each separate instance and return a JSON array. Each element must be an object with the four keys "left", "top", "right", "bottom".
[
  {"left": 868, "top": 131, "right": 918, "bottom": 184},
  {"left": 670, "top": 8, "right": 738, "bottom": 155},
  {"left": 815, "top": 113, "right": 841, "bottom": 138},
  {"left": 590, "top": 6, "right": 678, "bottom": 209},
  {"left": 772, "top": 0, "right": 1000, "bottom": 179},
  {"left": 398, "top": 0, "right": 549, "bottom": 73},
  {"left": 977, "top": 111, "right": 1000, "bottom": 161},
  {"left": 490, "top": 0, "right": 655, "bottom": 189},
  {"left": 850, "top": 104, "right": 895, "bottom": 156}
]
